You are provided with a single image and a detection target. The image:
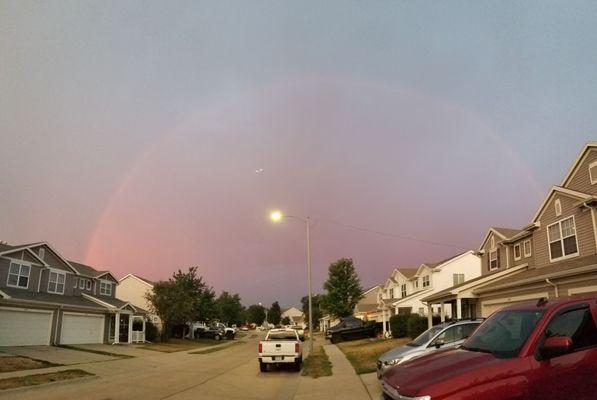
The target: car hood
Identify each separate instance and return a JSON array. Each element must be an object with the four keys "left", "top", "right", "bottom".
[
  {"left": 378, "top": 344, "right": 422, "bottom": 362},
  {"left": 383, "top": 348, "right": 504, "bottom": 397}
]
